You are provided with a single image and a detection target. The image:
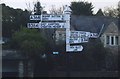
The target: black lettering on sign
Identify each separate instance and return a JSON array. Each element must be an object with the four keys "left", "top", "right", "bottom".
[
  {"left": 30, "top": 15, "right": 41, "bottom": 20},
  {"left": 30, "top": 16, "right": 33, "bottom": 19},
  {"left": 28, "top": 23, "right": 39, "bottom": 28}
]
